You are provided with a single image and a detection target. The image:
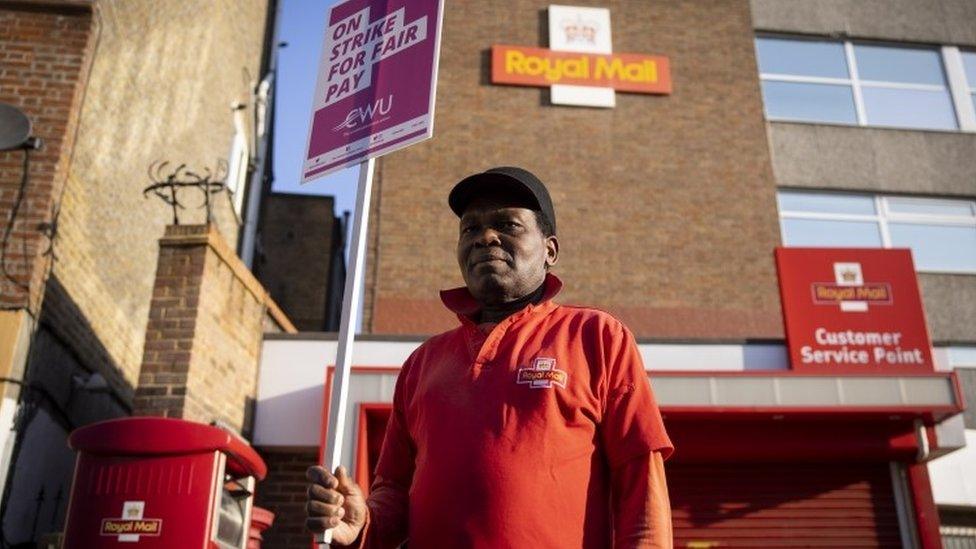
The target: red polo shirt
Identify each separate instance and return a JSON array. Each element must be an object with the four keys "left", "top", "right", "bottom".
[{"left": 358, "top": 274, "right": 673, "bottom": 548}]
